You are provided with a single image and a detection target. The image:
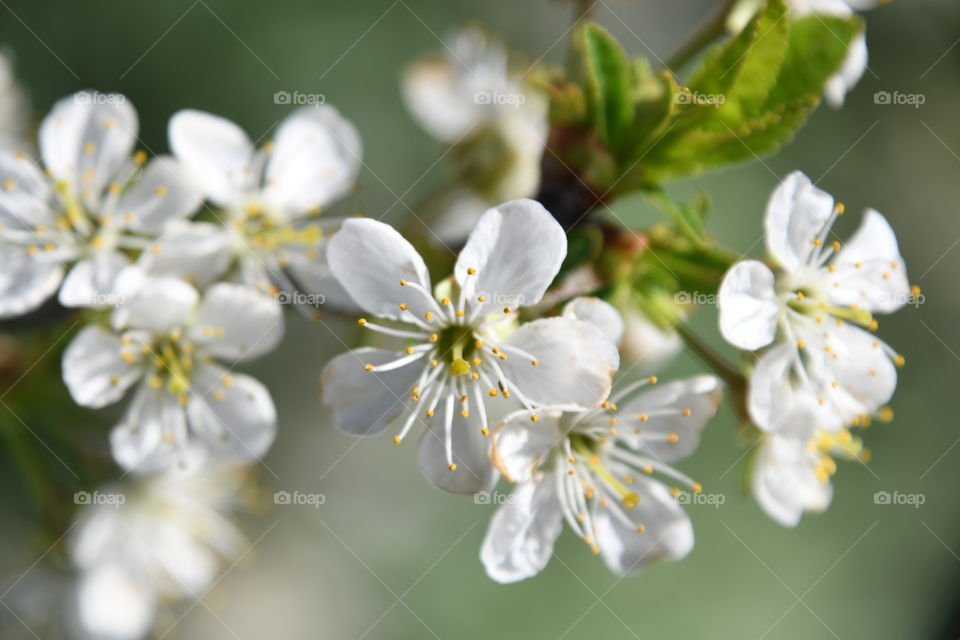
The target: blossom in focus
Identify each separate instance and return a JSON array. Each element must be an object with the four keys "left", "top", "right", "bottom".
[
  {"left": 718, "top": 171, "right": 909, "bottom": 433},
  {"left": 167, "top": 104, "right": 362, "bottom": 309},
  {"left": 402, "top": 26, "right": 547, "bottom": 242},
  {"left": 69, "top": 448, "right": 250, "bottom": 640},
  {"left": 321, "top": 199, "right": 619, "bottom": 494},
  {"left": 62, "top": 269, "right": 281, "bottom": 472},
  {"left": 481, "top": 374, "right": 722, "bottom": 582},
  {"left": 0, "top": 91, "right": 202, "bottom": 318}
]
